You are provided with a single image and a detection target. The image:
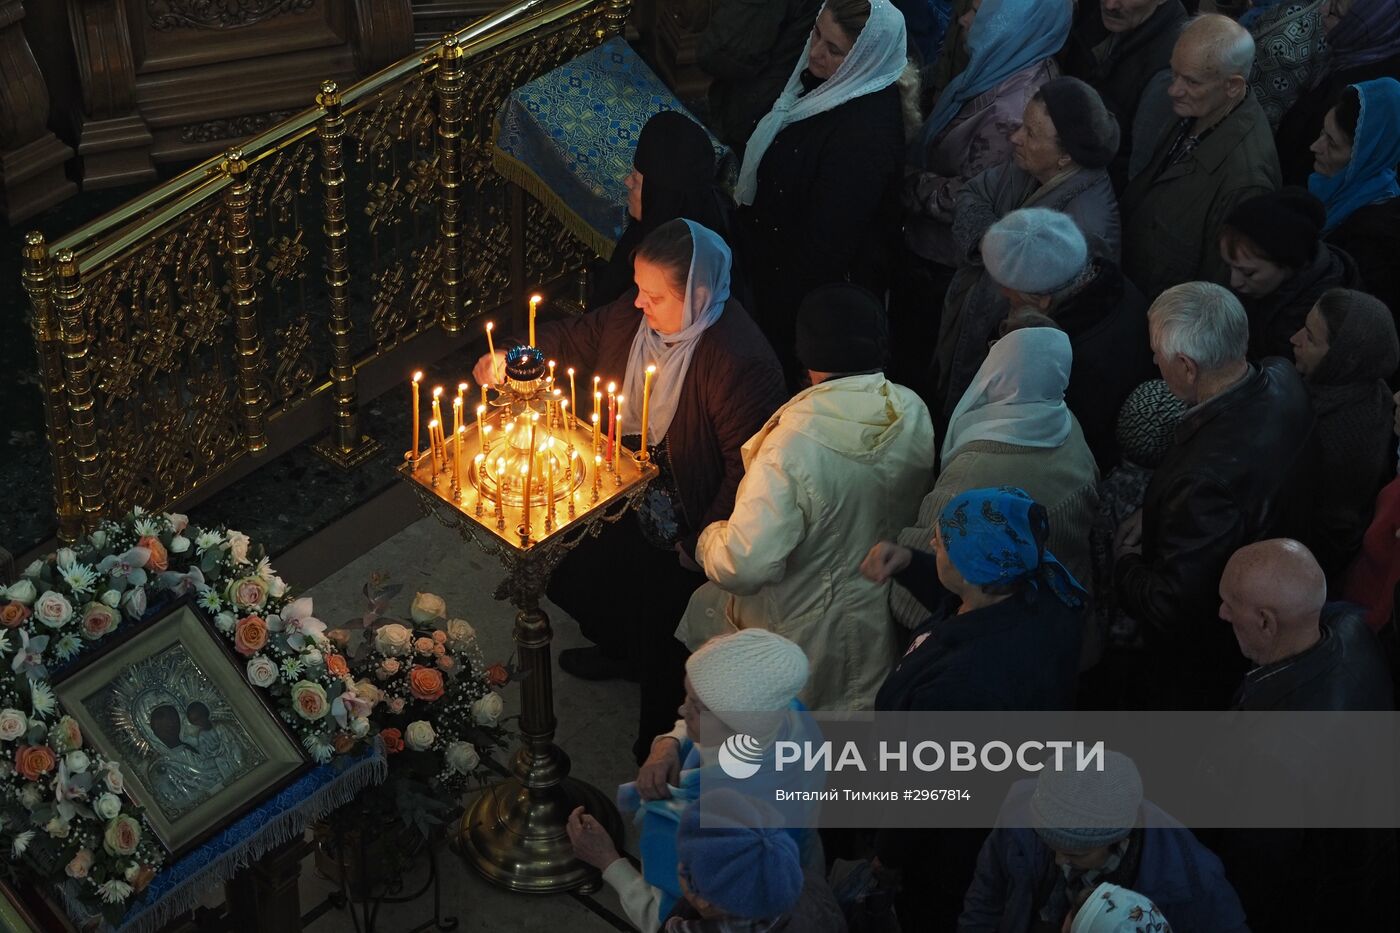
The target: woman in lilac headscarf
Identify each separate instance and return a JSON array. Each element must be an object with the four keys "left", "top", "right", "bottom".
[{"left": 1274, "top": 0, "right": 1400, "bottom": 184}]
